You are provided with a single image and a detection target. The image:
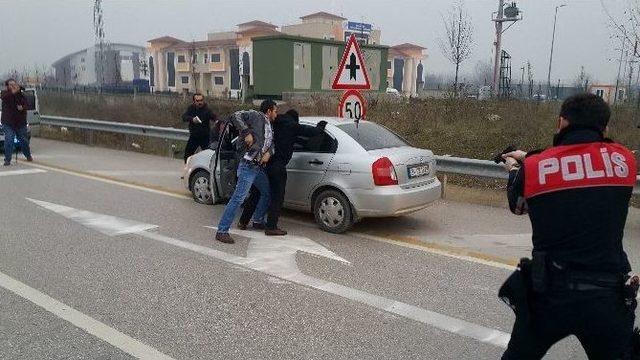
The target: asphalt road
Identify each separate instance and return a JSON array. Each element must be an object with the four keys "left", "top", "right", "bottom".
[{"left": 0, "top": 139, "right": 638, "bottom": 359}]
